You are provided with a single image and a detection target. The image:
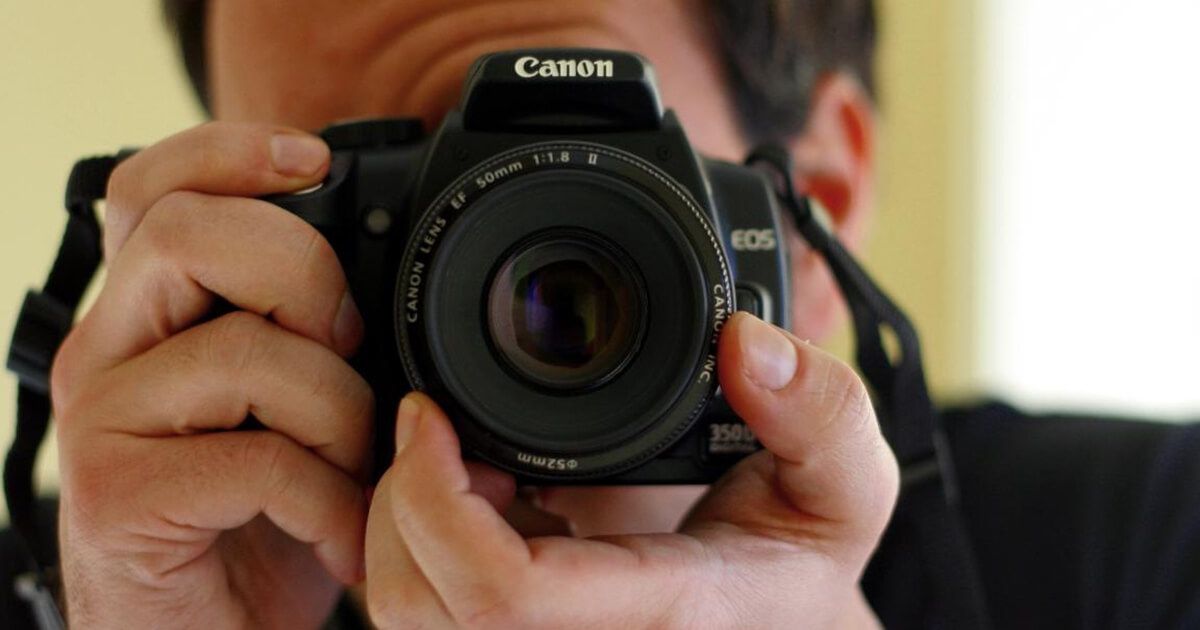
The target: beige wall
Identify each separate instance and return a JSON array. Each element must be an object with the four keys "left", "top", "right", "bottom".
[
  {"left": 861, "top": 0, "right": 981, "bottom": 400},
  {"left": 0, "top": 2, "right": 979, "bottom": 517},
  {"left": 0, "top": 3, "right": 204, "bottom": 513}
]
